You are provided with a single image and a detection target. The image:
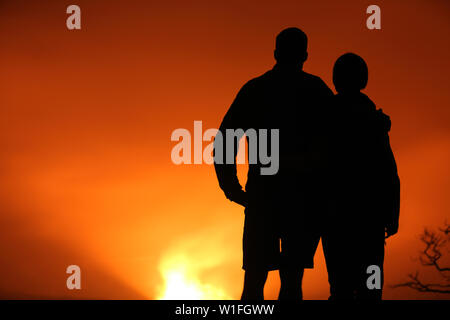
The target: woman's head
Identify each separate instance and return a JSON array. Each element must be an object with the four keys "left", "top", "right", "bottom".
[{"left": 333, "top": 53, "right": 368, "bottom": 94}]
